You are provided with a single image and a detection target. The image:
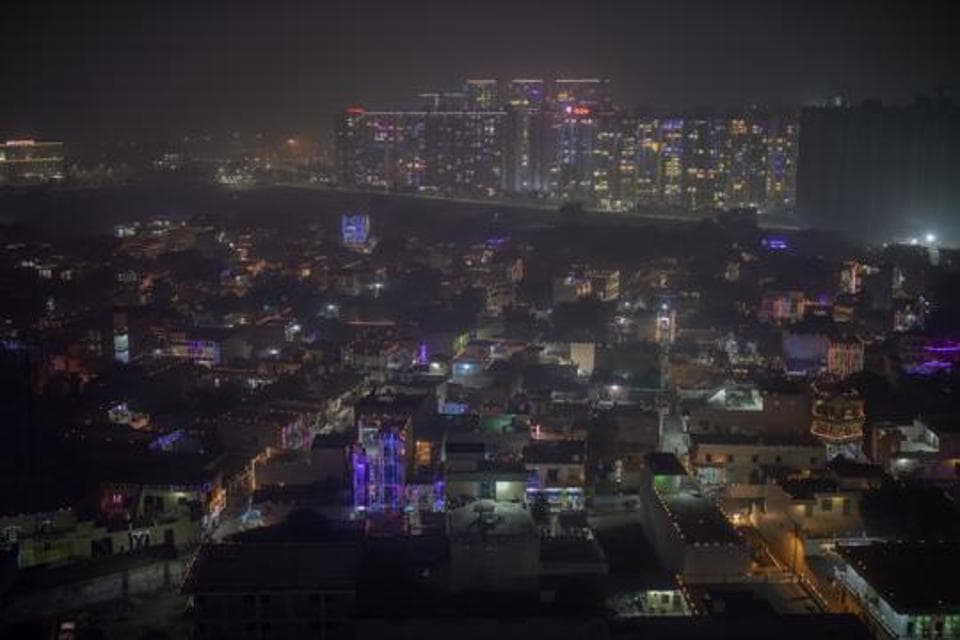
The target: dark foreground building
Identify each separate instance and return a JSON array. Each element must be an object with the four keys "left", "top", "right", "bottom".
[{"left": 797, "top": 97, "right": 960, "bottom": 237}]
